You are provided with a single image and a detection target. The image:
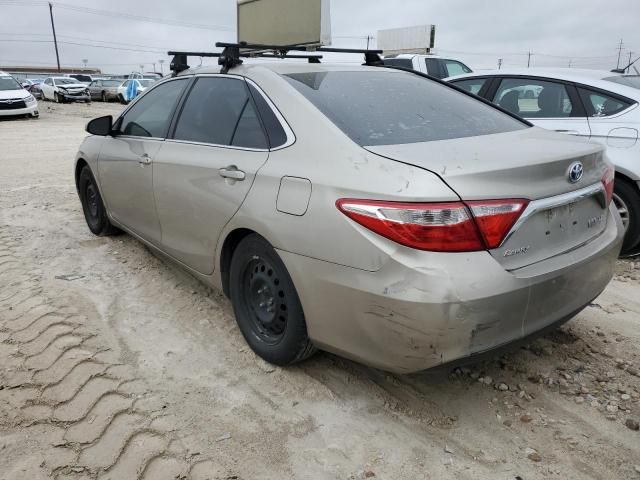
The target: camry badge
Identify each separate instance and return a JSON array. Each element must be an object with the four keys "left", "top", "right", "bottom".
[{"left": 568, "top": 162, "right": 584, "bottom": 183}]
